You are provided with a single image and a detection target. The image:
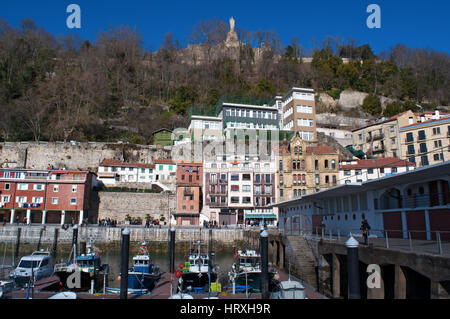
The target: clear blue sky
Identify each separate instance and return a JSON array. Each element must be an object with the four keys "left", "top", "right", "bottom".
[{"left": 1, "top": 0, "right": 449, "bottom": 54}]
